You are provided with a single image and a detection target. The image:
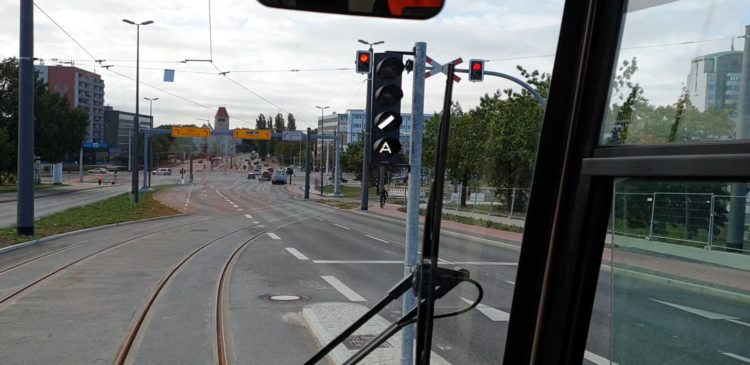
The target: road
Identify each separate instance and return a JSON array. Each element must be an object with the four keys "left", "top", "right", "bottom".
[
  {"left": 0, "top": 171, "right": 184, "bottom": 228},
  {"left": 0, "top": 171, "right": 747, "bottom": 364}
]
